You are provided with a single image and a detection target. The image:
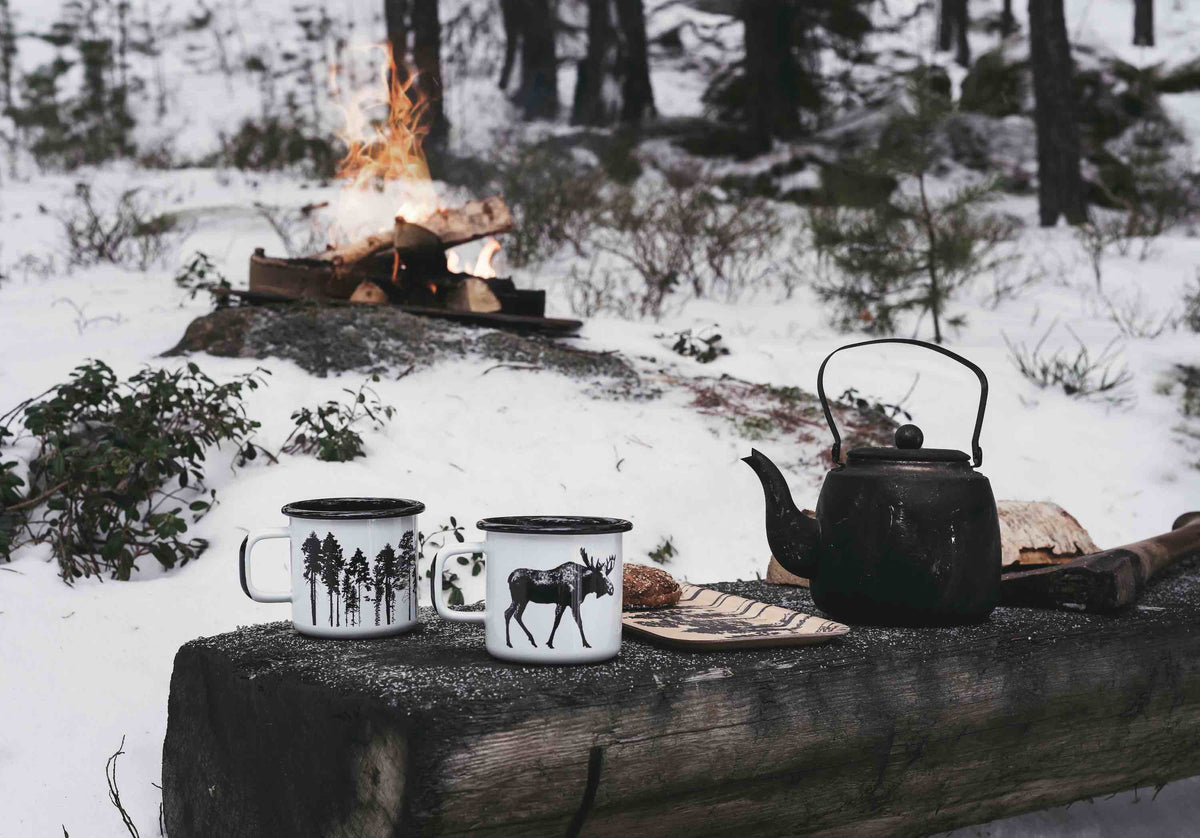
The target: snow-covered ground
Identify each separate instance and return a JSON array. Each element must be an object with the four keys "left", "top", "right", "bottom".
[{"left": 2, "top": 0, "right": 1200, "bottom": 835}]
